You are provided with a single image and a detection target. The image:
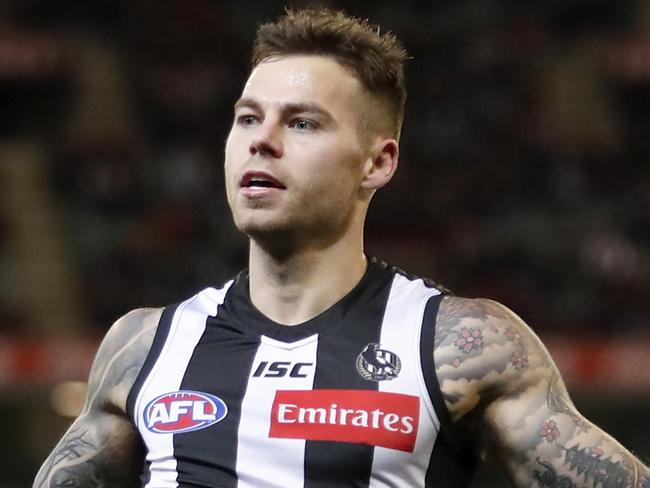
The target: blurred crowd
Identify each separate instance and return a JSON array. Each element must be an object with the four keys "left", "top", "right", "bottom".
[{"left": 1, "top": 0, "right": 649, "bottom": 336}]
